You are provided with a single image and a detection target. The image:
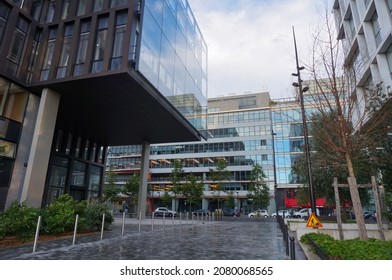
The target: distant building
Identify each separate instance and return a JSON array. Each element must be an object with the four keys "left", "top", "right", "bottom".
[
  {"left": 107, "top": 91, "right": 325, "bottom": 214},
  {"left": 0, "top": 0, "right": 207, "bottom": 213}
]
